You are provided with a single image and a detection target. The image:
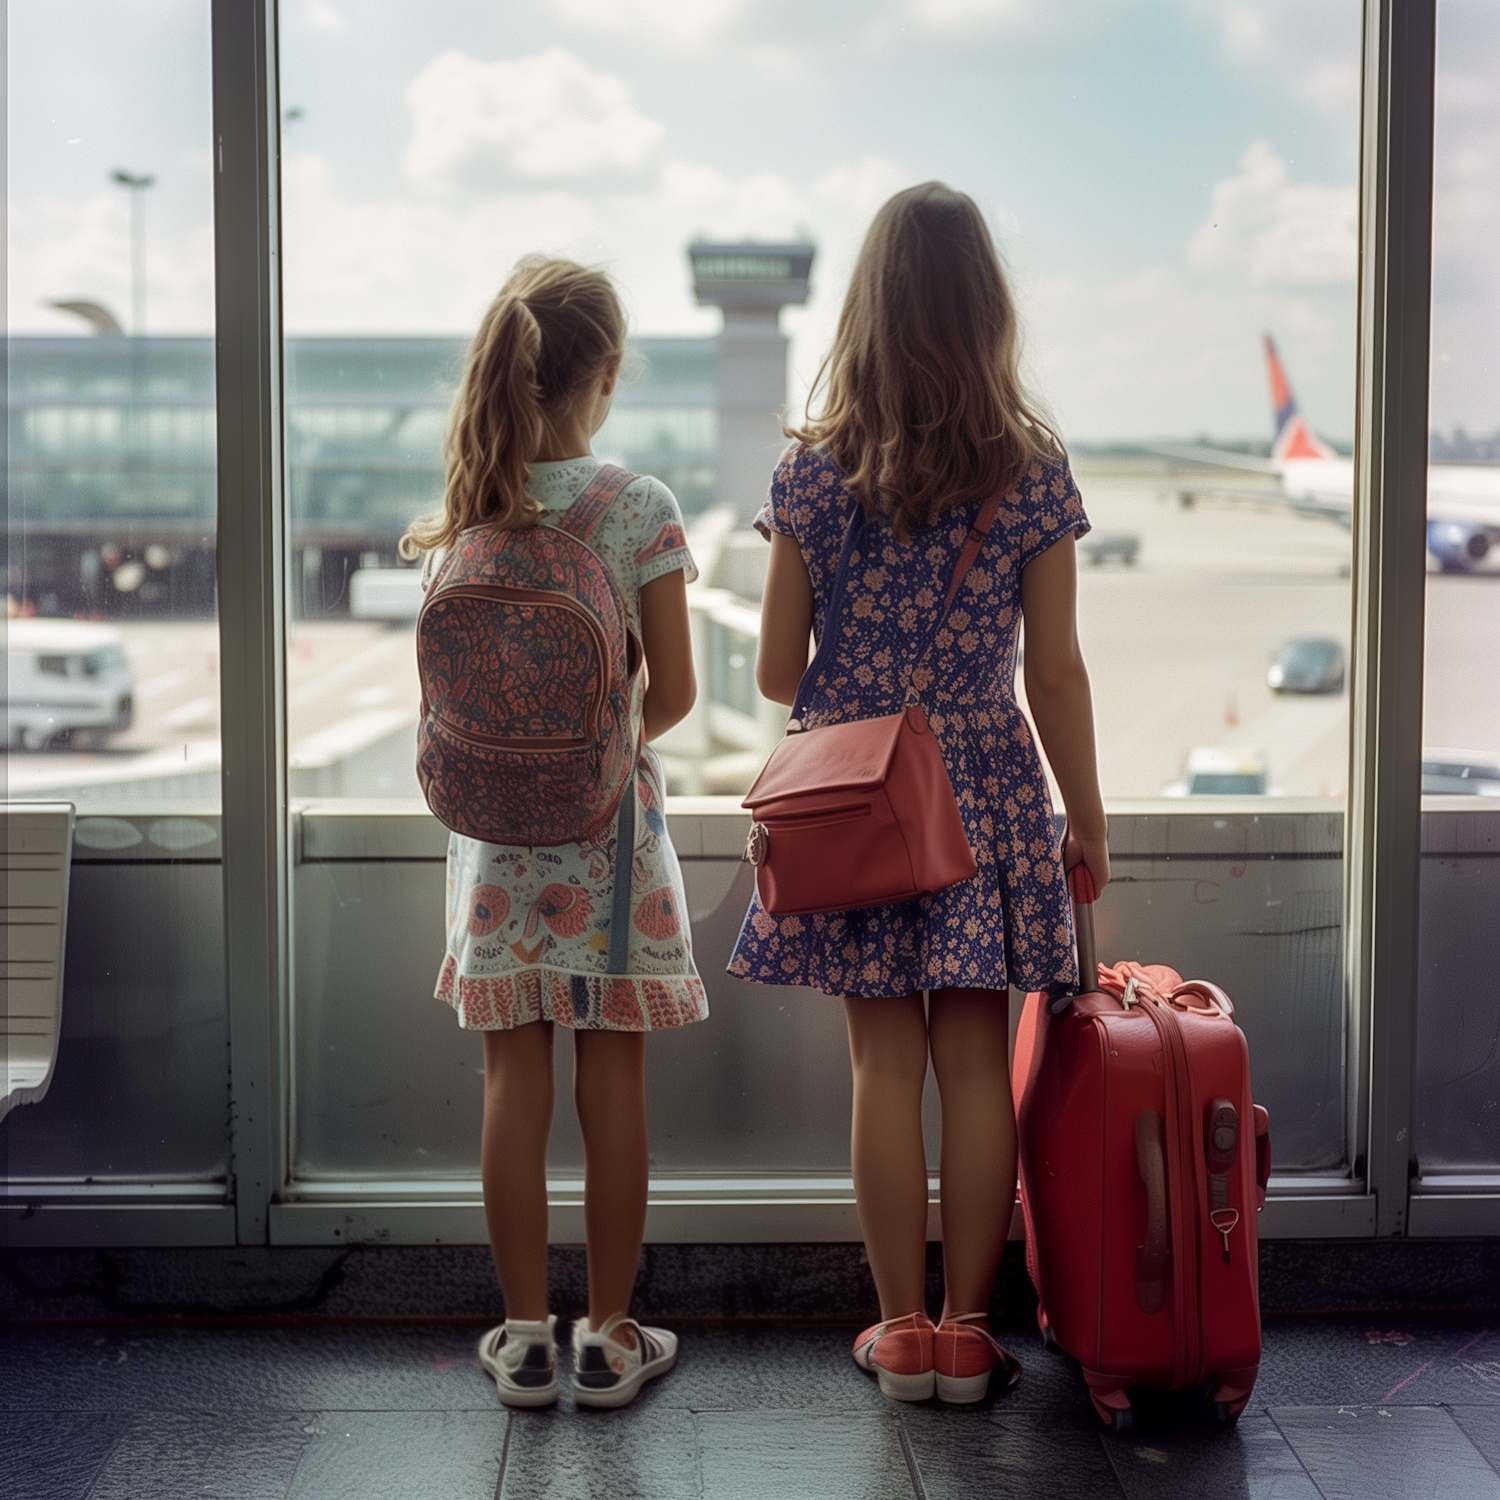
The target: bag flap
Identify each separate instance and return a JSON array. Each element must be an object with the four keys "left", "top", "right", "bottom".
[{"left": 742, "top": 712, "right": 906, "bottom": 809}]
